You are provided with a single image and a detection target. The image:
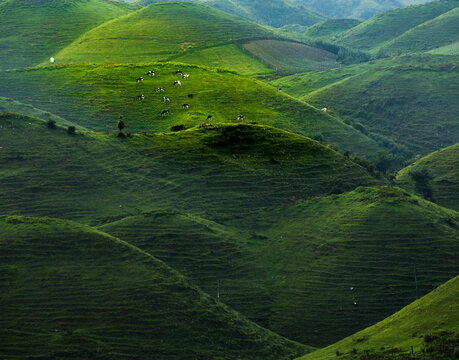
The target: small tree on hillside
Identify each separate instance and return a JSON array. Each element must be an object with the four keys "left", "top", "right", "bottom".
[
  {"left": 374, "top": 150, "right": 393, "bottom": 173},
  {"left": 409, "top": 168, "right": 434, "bottom": 201},
  {"left": 117, "top": 115, "right": 126, "bottom": 137}
]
